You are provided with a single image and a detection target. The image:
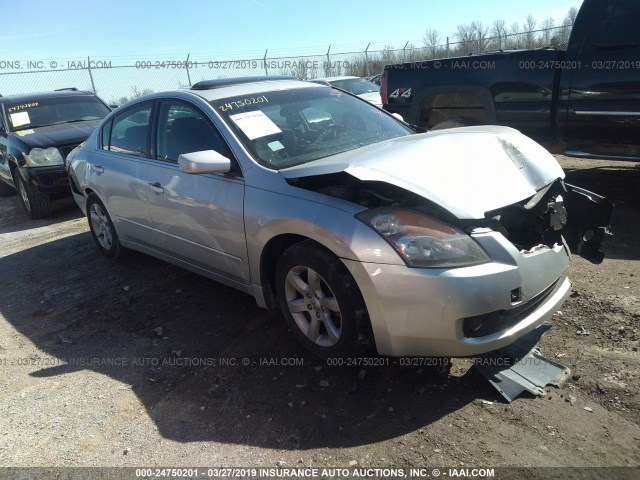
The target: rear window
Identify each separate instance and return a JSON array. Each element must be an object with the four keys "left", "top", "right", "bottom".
[
  {"left": 4, "top": 95, "right": 111, "bottom": 131},
  {"left": 329, "top": 78, "right": 380, "bottom": 95}
]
